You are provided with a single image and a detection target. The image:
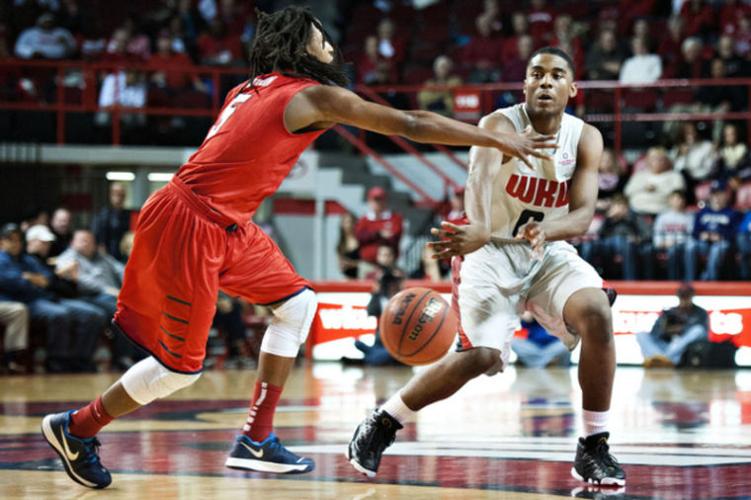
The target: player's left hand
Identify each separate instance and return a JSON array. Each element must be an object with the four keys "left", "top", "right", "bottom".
[
  {"left": 515, "top": 218, "right": 546, "bottom": 257},
  {"left": 427, "top": 221, "right": 489, "bottom": 259}
]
